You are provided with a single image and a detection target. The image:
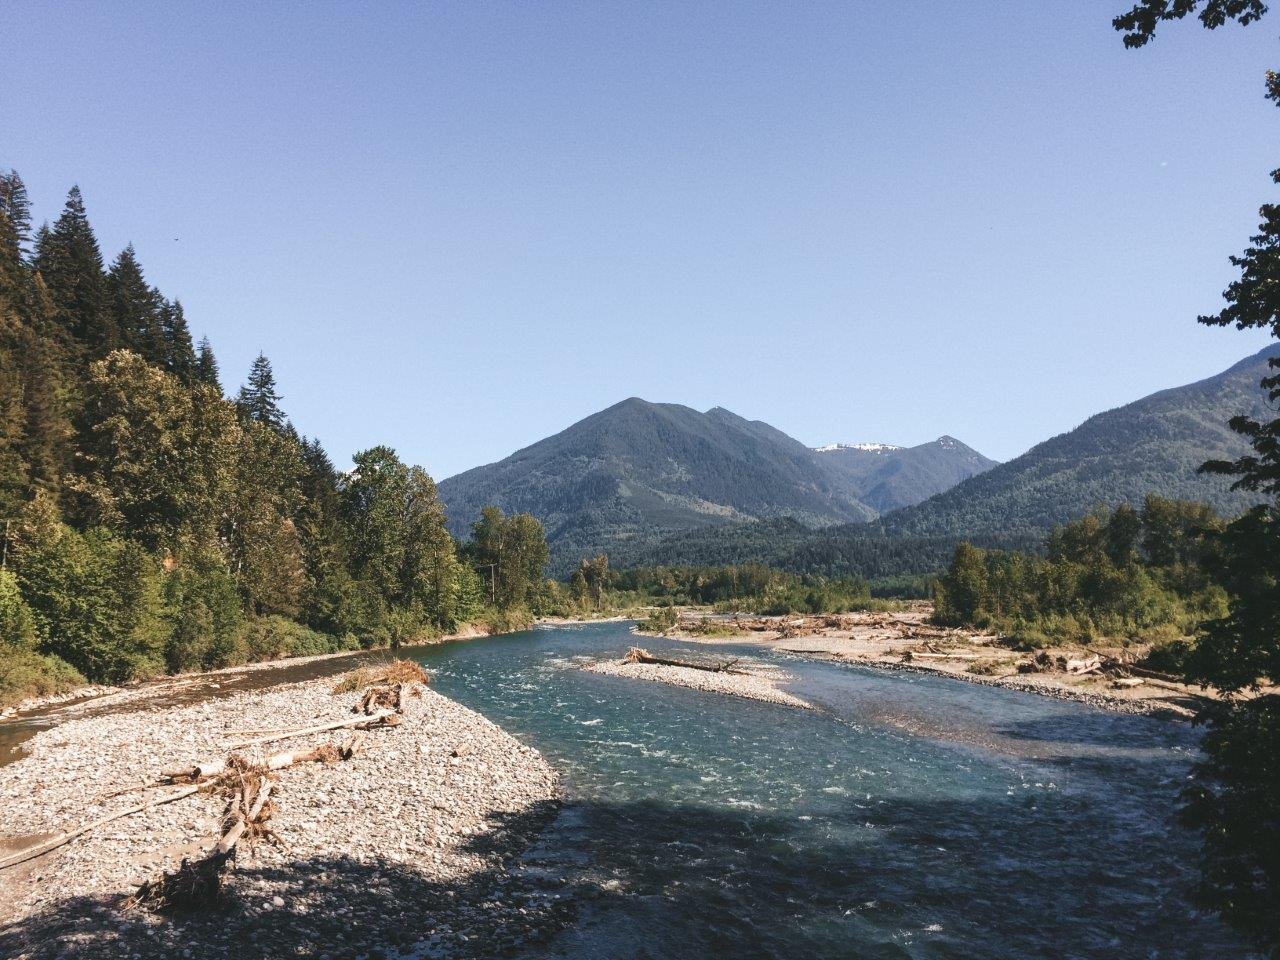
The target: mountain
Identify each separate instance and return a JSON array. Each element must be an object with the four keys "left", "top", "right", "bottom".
[
  {"left": 869, "top": 343, "right": 1278, "bottom": 542},
  {"left": 437, "top": 399, "right": 991, "bottom": 572},
  {"left": 628, "top": 345, "right": 1278, "bottom": 582},
  {"left": 814, "top": 436, "right": 997, "bottom": 514},
  {"left": 438, "top": 399, "right": 875, "bottom": 570}
]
